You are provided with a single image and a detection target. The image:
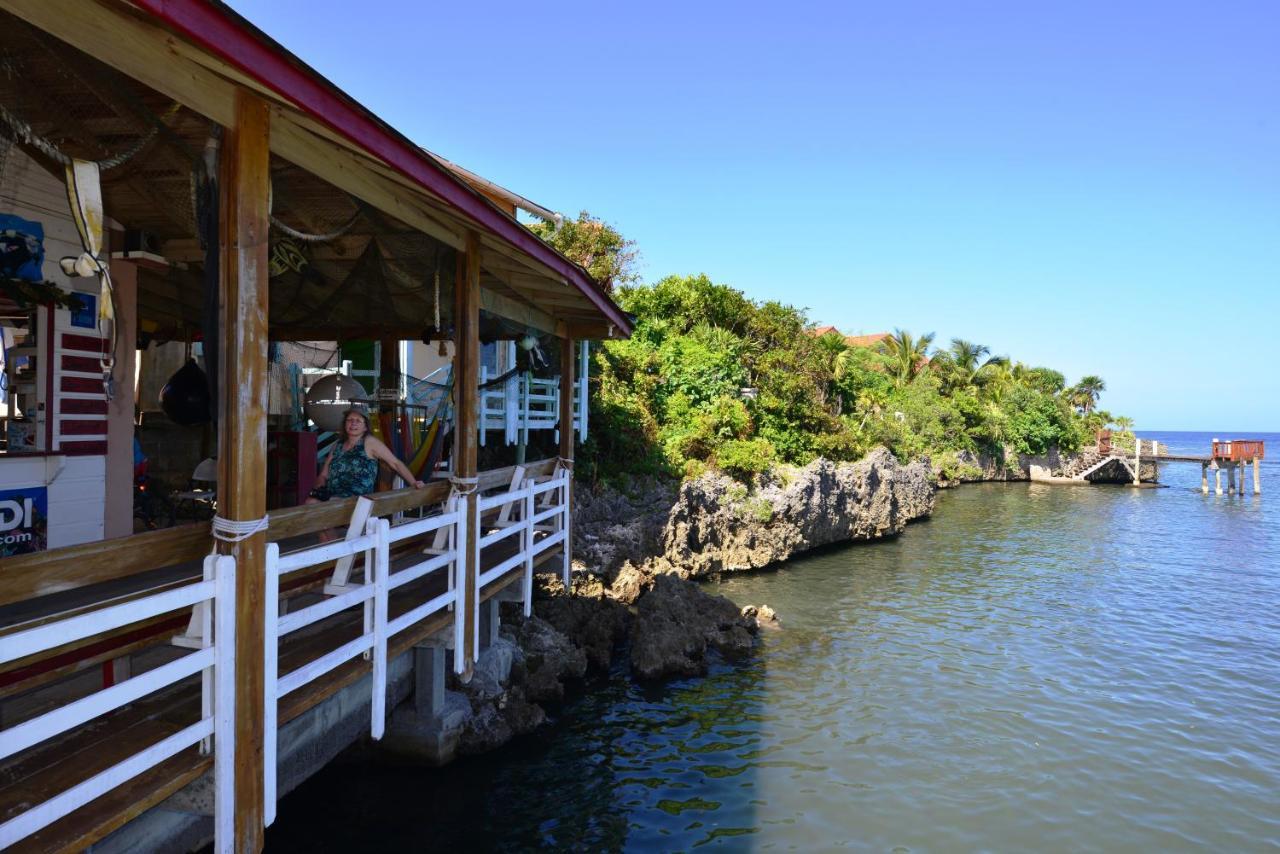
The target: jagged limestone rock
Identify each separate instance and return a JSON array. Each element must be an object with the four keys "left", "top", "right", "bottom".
[{"left": 662, "top": 447, "right": 934, "bottom": 577}]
